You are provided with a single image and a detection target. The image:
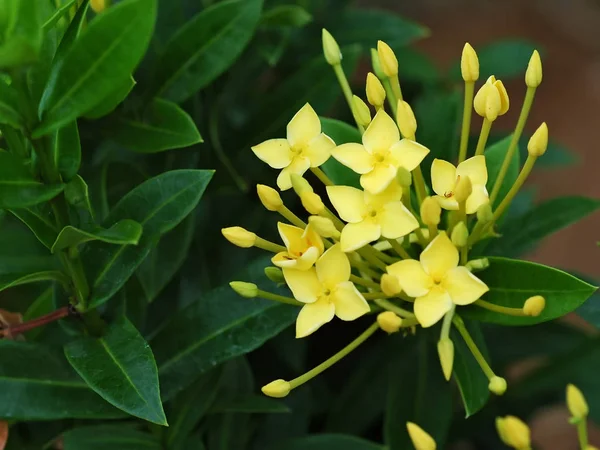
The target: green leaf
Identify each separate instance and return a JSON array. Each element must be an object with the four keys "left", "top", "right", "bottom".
[
  {"left": 35, "top": 0, "right": 157, "bottom": 136},
  {"left": 395, "top": 47, "right": 439, "bottom": 83},
  {"left": 320, "top": 118, "right": 361, "bottom": 188},
  {"left": 487, "top": 132, "right": 578, "bottom": 168},
  {"left": 462, "top": 257, "right": 597, "bottom": 325},
  {"left": 0, "top": 218, "right": 59, "bottom": 273},
  {"left": 260, "top": 5, "right": 312, "bottom": 28},
  {"left": 84, "top": 170, "right": 213, "bottom": 307},
  {"left": 41, "top": 0, "right": 77, "bottom": 32},
  {"left": 65, "top": 174, "right": 94, "bottom": 218},
  {"left": 22, "top": 287, "right": 53, "bottom": 341},
  {"left": 0, "top": 80, "right": 22, "bottom": 128},
  {"left": 0, "top": 151, "right": 64, "bottom": 208},
  {"left": 0, "top": 0, "right": 42, "bottom": 68},
  {"left": 148, "top": 0, "right": 263, "bottom": 102},
  {"left": 104, "top": 98, "right": 202, "bottom": 153},
  {"left": 485, "top": 134, "right": 520, "bottom": 208},
  {"left": 84, "top": 75, "right": 135, "bottom": 120},
  {"left": 0, "top": 340, "right": 121, "bottom": 420},
  {"left": 64, "top": 316, "right": 167, "bottom": 425},
  {"left": 274, "top": 435, "right": 384, "bottom": 450},
  {"left": 486, "top": 196, "right": 600, "bottom": 257},
  {"left": 51, "top": 120, "right": 81, "bottom": 181},
  {"left": 62, "top": 425, "right": 161, "bottom": 450},
  {"left": 0, "top": 270, "right": 69, "bottom": 293},
  {"left": 53, "top": 0, "right": 88, "bottom": 62},
  {"left": 51, "top": 220, "right": 142, "bottom": 253},
  {"left": 9, "top": 204, "right": 58, "bottom": 250},
  {"left": 211, "top": 395, "right": 290, "bottom": 414}
]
